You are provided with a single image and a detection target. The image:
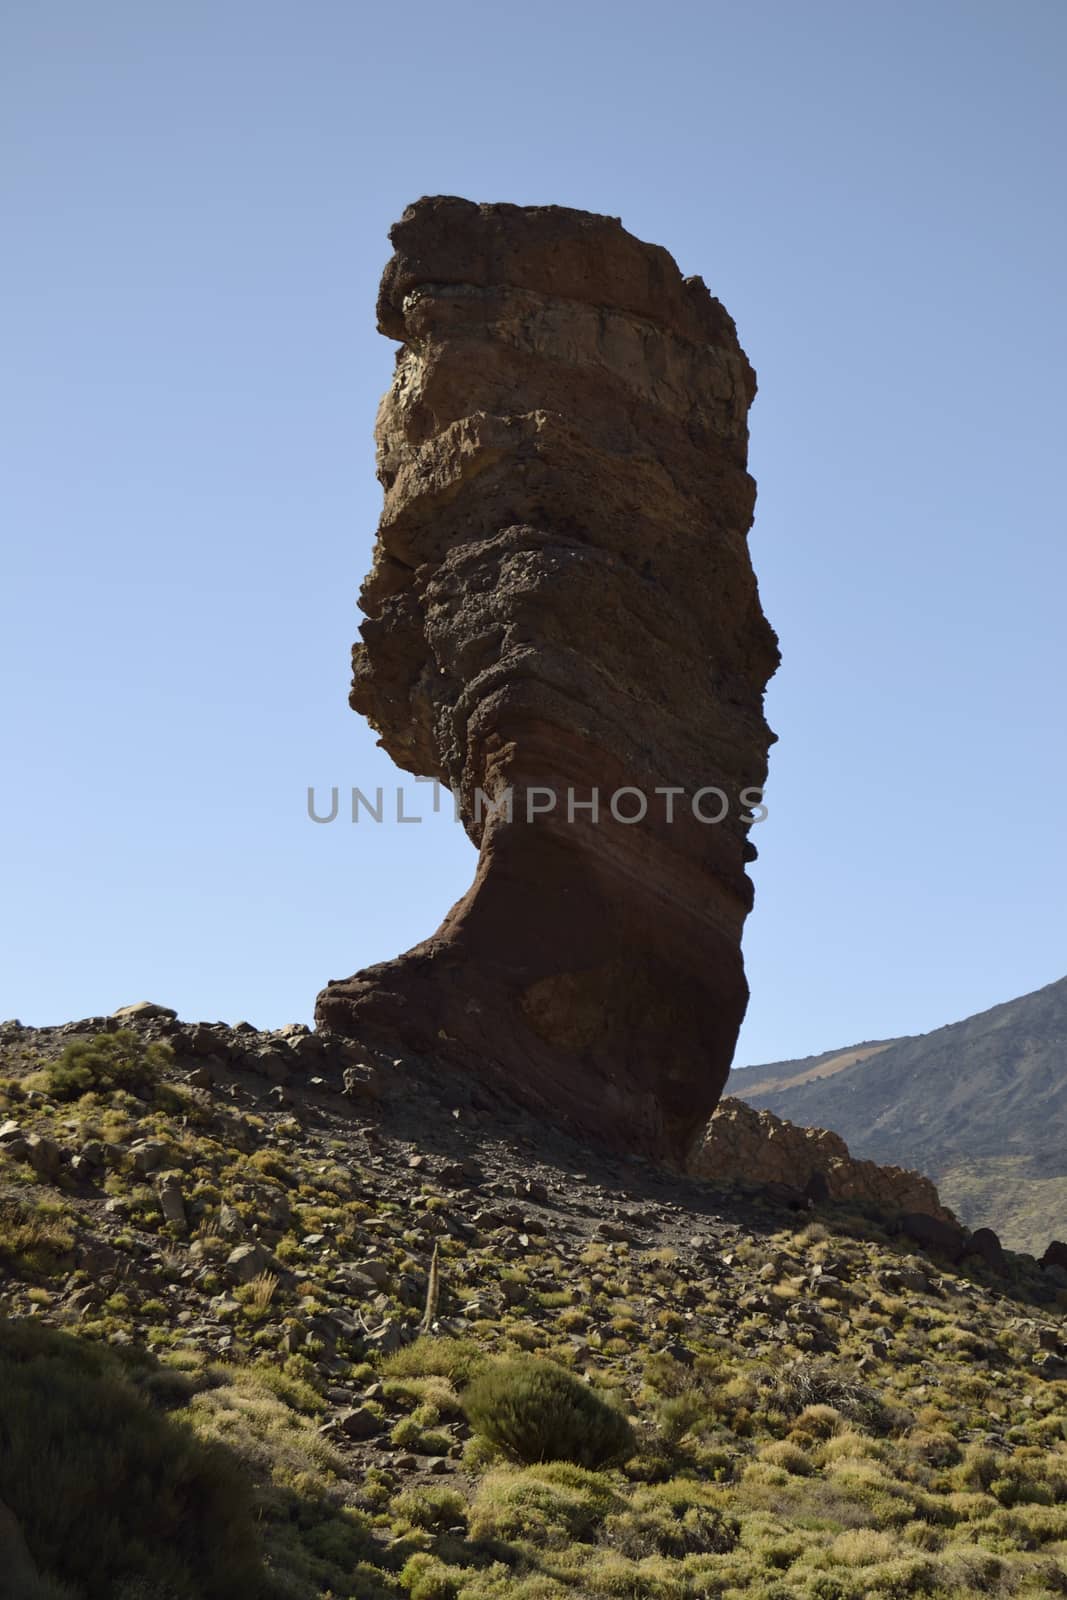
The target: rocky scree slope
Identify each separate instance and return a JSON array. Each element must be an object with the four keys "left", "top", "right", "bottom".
[{"left": 0, "top": 1006, "right": 1066, "bottom": 1599}]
